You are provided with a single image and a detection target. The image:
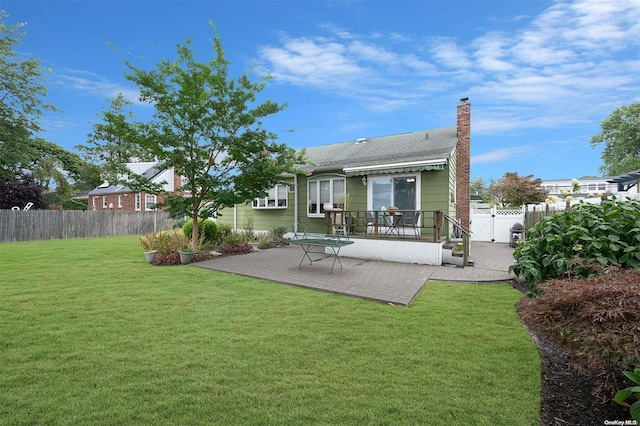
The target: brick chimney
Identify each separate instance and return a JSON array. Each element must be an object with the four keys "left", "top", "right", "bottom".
[{"left": 456, "top": 98, "right": 471, "bottom": 231}]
